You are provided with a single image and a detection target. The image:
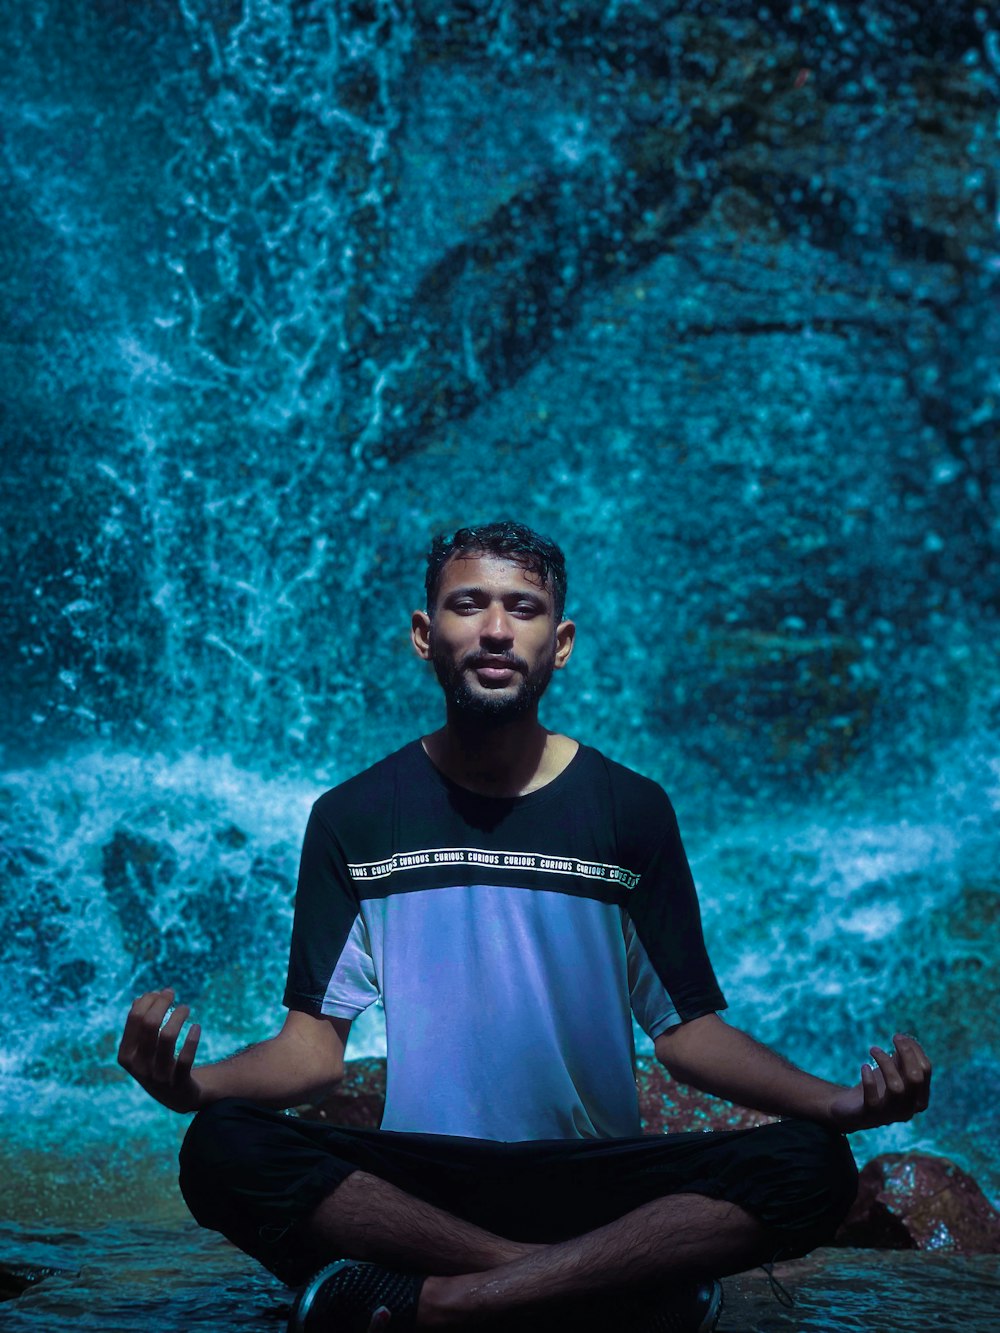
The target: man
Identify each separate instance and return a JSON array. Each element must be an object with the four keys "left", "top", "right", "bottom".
[{"left": 118, "top": 521, "right": 931, "bottom": 1333}]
